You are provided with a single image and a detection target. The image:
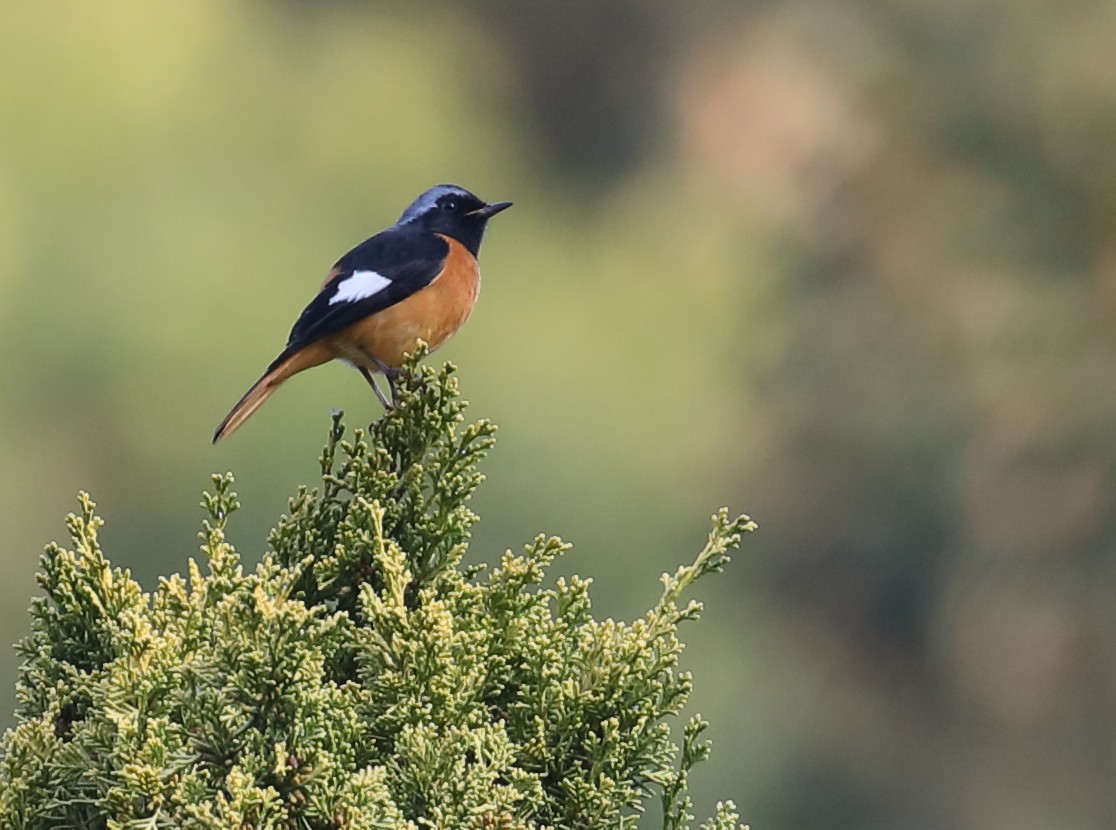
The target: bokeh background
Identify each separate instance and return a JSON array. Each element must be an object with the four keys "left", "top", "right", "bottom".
[{"left": 2, "top": 2, "right": 1115, "bottom": 828}]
